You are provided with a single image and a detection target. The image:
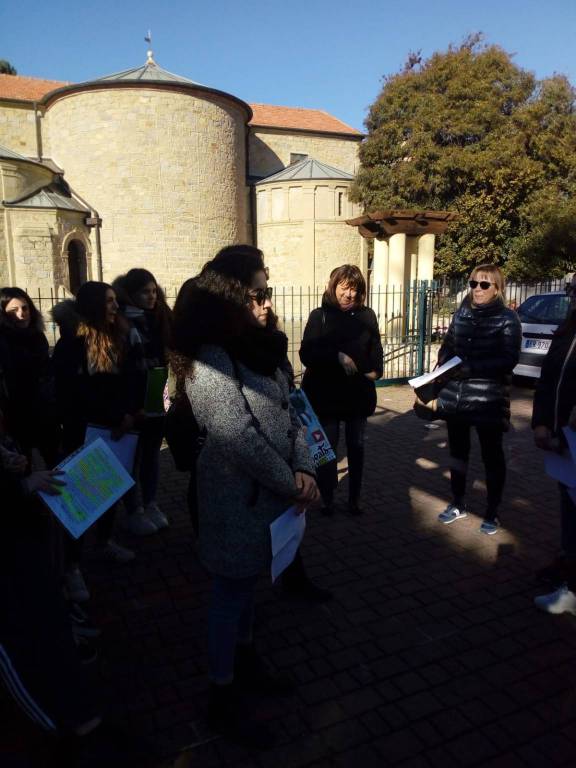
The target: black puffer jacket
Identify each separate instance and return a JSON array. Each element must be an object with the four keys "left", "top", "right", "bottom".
[
  {"left": 300, "top": 300, "right": 384, "bottom": 420},
  {"left": 437, "top": 297, "right": 522, "bottom": 426},
  {"left": 532, "top": 315, "right": 576, "bottom": 439}
]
